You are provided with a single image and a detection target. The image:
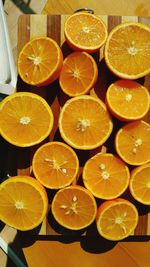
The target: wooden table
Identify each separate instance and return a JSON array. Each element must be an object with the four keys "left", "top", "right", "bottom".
[{"left": 1, "top": 1, "right": 150, "bottom": 266}]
